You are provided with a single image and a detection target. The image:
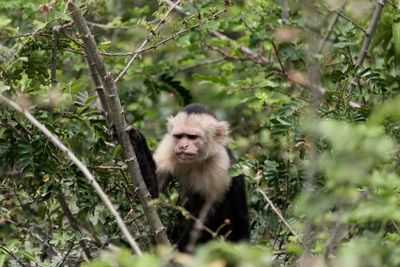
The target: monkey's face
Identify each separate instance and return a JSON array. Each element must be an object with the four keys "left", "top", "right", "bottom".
[
  {"left": 172, "top": 127, "right": 206, "bottom": 162},
  {"left": 168, "top": 112, "right": 229, "bottom": 163}
]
